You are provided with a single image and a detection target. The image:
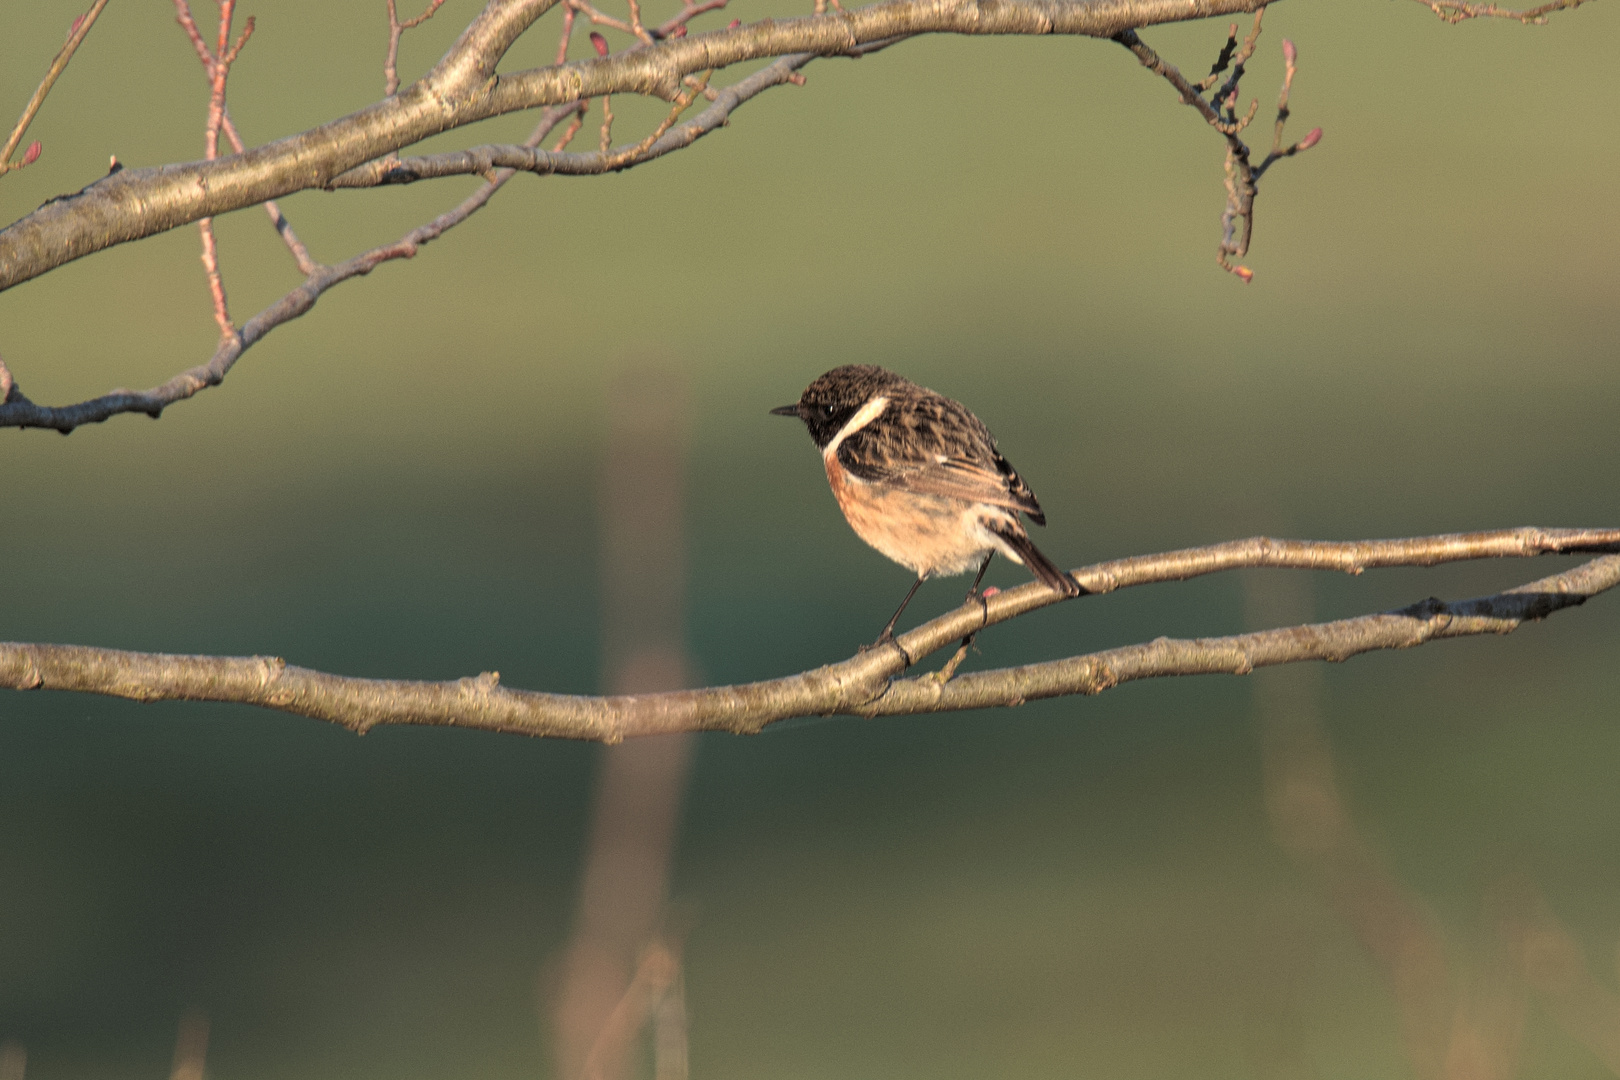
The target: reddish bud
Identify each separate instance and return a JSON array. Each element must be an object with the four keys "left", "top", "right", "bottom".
[
  {"left": 20, "top": 140, "right": 41, "bottom": 166},
  {"left": 727, "top": 18, "right": 740, "bottom": 27},
  {"left": 1297, "top": 126, "right": 1323, "bottom": 151},
  {"left": 670, "top": 24, "right": 687, "bottom": 37},
  {"left": 981, "top": 587, "right": 1001, "bottom": 599},
  {"left": 70, "top": 14, "right": 86, "bottom": 37},
  {"left": 1282, "top": 38, "right": 1296, "bottom": 65},
  {"left": 1233, "top": 265, "right": 1254, "bottom": 283},
  {"left": 589, "top": 31, "right": 609, "bottom": 56}
]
